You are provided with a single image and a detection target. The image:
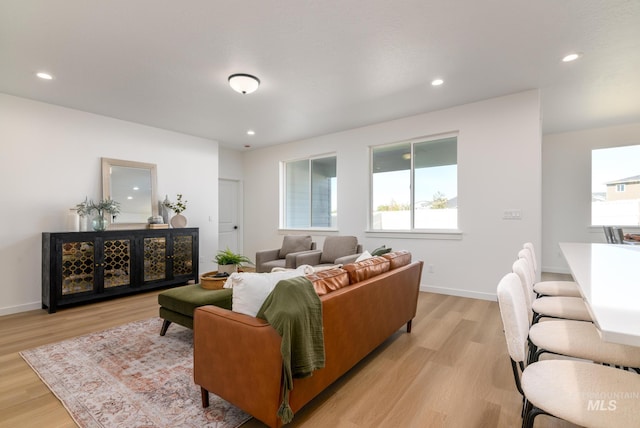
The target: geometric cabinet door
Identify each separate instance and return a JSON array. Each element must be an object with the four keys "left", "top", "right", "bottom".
[{"left": 59, "top": 237, "right": 131, "bottom": 296}]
